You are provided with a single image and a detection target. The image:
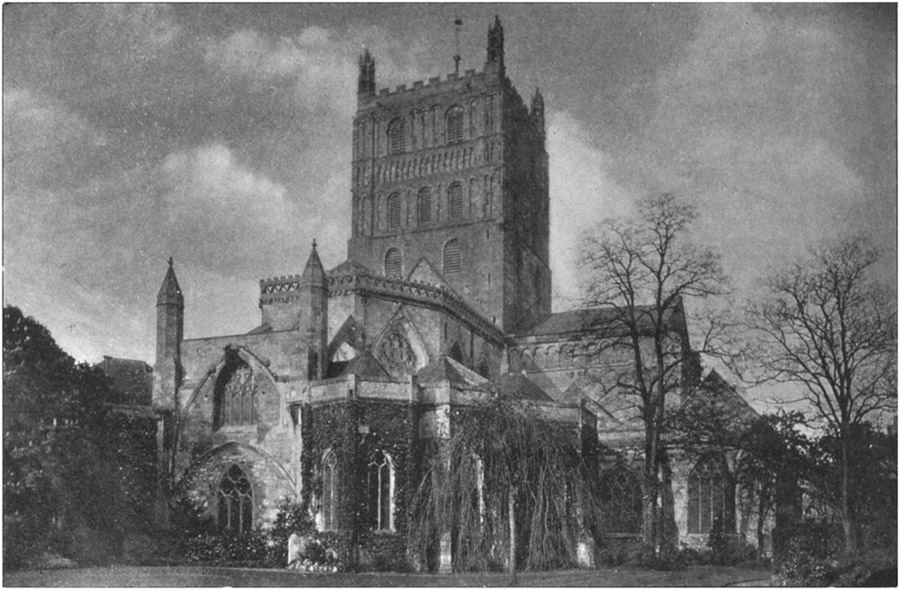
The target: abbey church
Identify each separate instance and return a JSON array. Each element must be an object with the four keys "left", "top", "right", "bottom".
[{"left": 152, "top": 17, "right": 768, "bottom": 569}]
